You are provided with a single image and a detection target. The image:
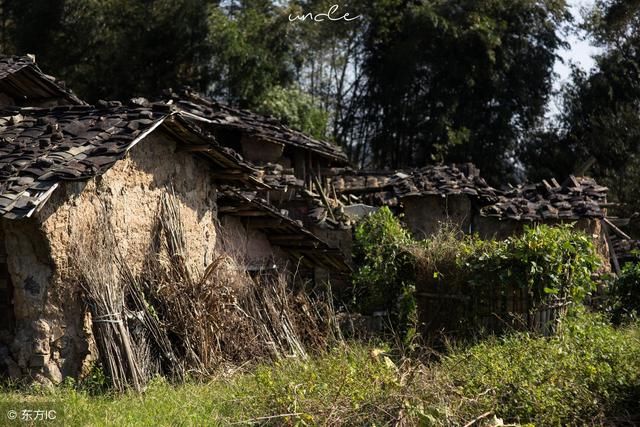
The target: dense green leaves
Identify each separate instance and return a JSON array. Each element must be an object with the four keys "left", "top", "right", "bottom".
[
  {"left": 443, "top": 311, "right": 640, "bottom": 425},
  {"left": 208, "top": 1, "right": 296, "bottom": 107},
  {"left": 359, "top": 0, "right": 570, "bottom": 181},
  {"left": 352, "top": 209, "right": 602, "bottom": 338},
  {"left": 352, "top": 207, "right": 414, "bottom": 314},
  {"left": 523, "top": 1, "right": 640, "bottom": 225},
  {"left": 257, "top": 85, "right": 329, "bottom": 138},
  {"left": 462, "top": 224, "right": 601, "bottom": 303},
  {"left": 610, "top": 262, "right": 640, "bottom": 324}
]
